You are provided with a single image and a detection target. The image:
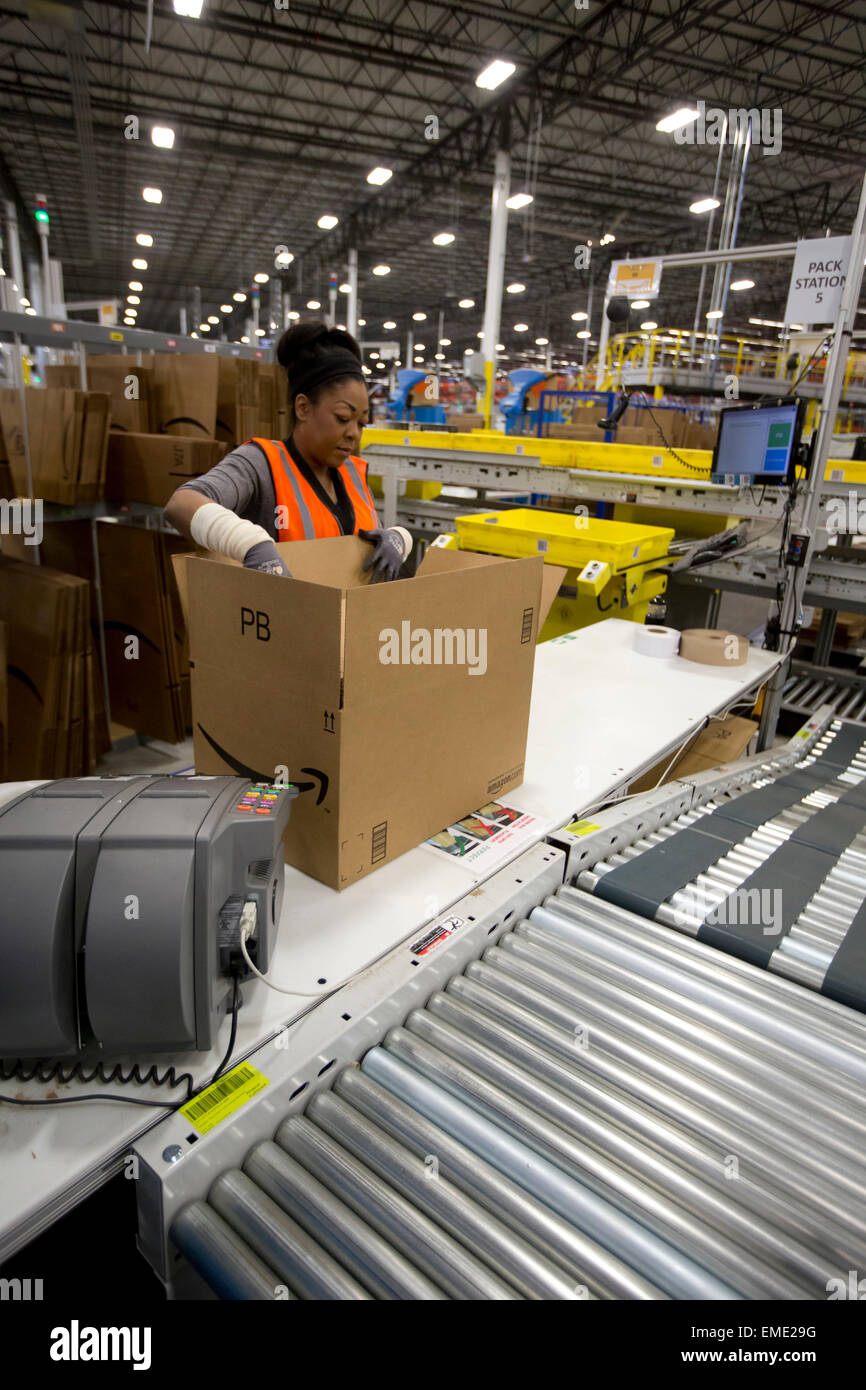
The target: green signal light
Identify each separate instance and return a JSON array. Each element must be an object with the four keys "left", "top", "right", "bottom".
[{"left": 34, "top": 209, "right": 49, "bottom": 223}]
